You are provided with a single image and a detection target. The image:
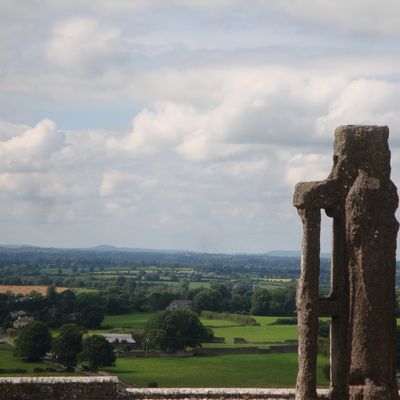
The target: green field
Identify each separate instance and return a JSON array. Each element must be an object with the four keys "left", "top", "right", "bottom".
[
  {"left": 106, "top": 353, "right": 328, "bottom": 388},
  {"left": 0, "top": 312, "right": 327, "bottom": 388},
  {"left": 200, "top": 319, "right": 241, "bottom": 327},
  {"left": 101, "top": 313, "right": 298, "bottom": 346},
  {"left": 207, "top": 316, "right": 297, "bottom": 346},
  {"left": 102, "top": 313, "right": 154, "bottom": 331},
  {"left": 0, "top": 343, "right": 76, "bottom": 376}
]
